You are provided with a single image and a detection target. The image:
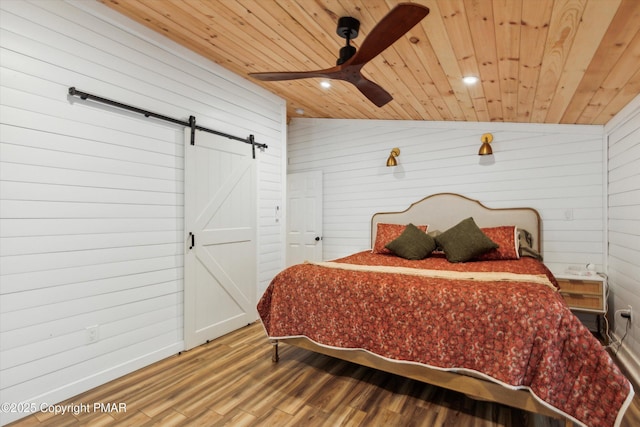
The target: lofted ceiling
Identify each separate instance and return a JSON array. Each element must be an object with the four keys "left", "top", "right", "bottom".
[{"left": 100, "top": 0, "right": 640, "bottom": 125}]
